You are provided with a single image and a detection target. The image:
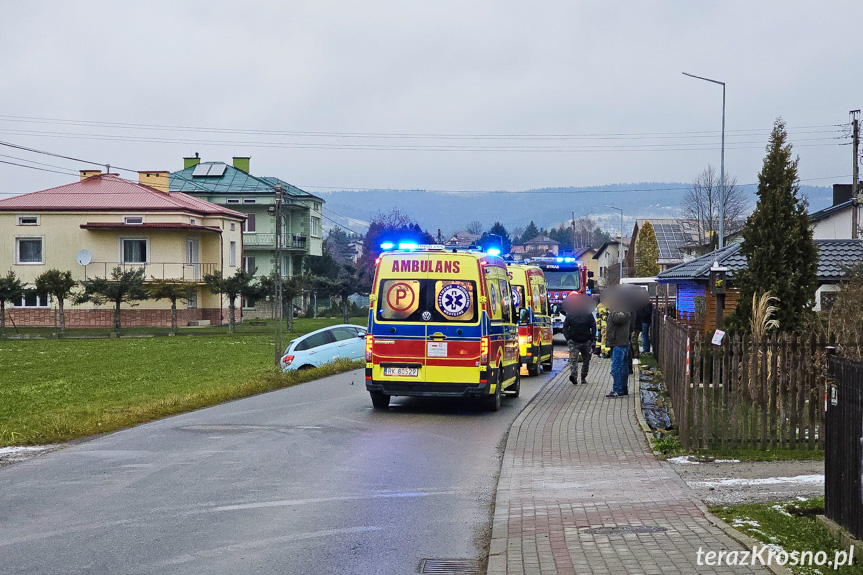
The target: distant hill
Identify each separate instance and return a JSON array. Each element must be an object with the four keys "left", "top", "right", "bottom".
[{"left": 318, "top": 183, "right": 833, "bottom": 237}]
